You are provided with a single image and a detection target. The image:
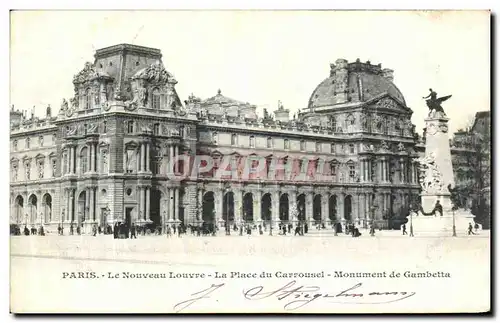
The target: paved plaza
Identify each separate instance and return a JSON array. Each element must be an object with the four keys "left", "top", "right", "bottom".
[{"left": 10, "top": 231, "right": 490, "bottom": 313}]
